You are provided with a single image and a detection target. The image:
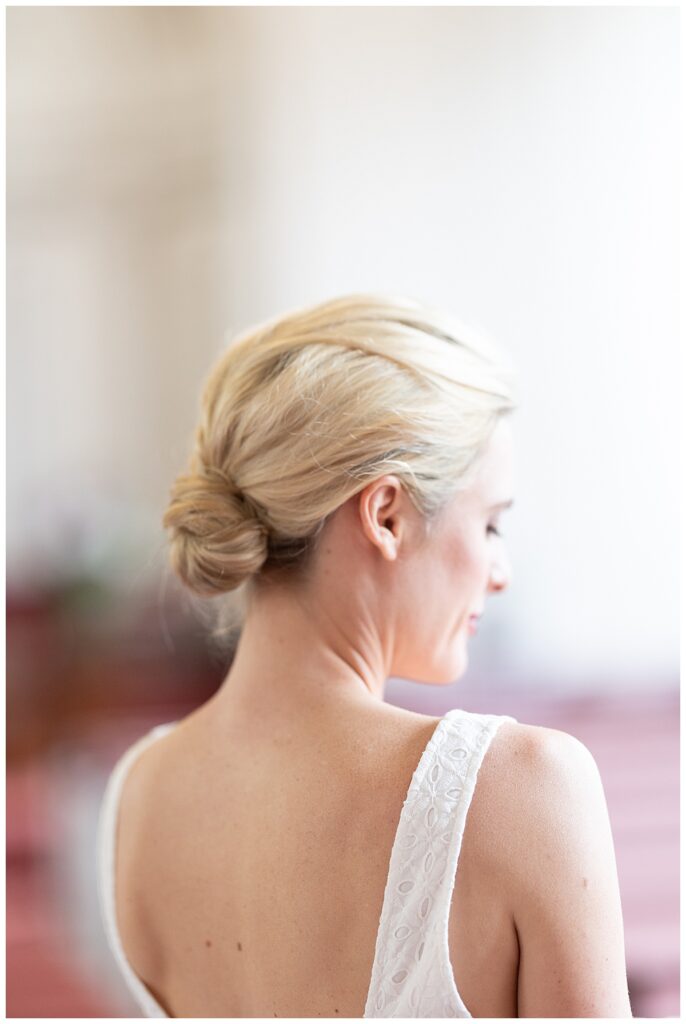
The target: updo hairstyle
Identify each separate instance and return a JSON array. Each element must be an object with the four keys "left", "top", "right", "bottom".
[{"left": 163, "top": 294, "right": 517, "bottom": 607}]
